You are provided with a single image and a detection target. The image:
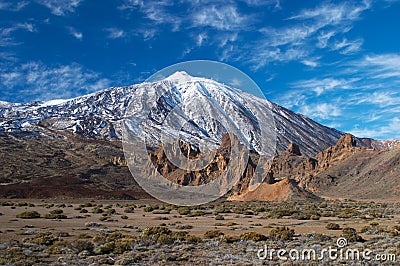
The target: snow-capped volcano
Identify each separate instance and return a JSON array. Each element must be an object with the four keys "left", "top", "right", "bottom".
[{"left": 0, "top": 72, "right": 344, "bottom": 156}]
